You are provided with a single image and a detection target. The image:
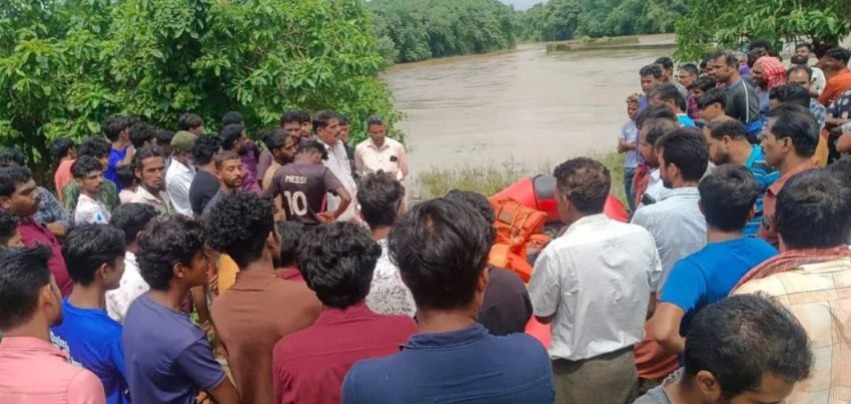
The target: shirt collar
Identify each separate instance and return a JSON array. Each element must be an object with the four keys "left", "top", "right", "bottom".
[
  {"left": 368, "top": 138, "right": 390, "bottom": 151},
  {"left": 403, "top": 323, "right": 488, "bottom": 350},
  {"left": 650, "top": 168, "right": 661, "bottom": 181},
  {"left": 561, "top": 213, "right": 609, "bottom": 238},
  {"left": 233, "top": 267, "right": 280, "bottom": 285},
  {"left": 659, "top": 187, "right": 699, "bottom": 201},
  {"left": 171, "top": 159, "right": 194, "bottom": 175},
  {"left": 315, "top": 302, "right": 374, "bottom": 325},
  {"left": 768, "top": 161, "right": 817, "bottom": 195},
  {"left": 0, "top": 336, "right": 67, "bottom": 361},
  {"left": 745, "top": 144, "right": 762, "bottom": 168},
  {"left": 135, "top": 186, "right": 166, "bottom": 204}
]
